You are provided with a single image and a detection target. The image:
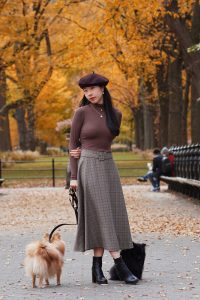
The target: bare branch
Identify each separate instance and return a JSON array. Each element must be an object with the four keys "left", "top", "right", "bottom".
[
  {"left": 32, "top": 65, "right": 53, "bottom": 99},
  {"left": 0, "top": 0, "right": 7, "bottom": 13},
  {"left": 32, "top": 0, "right": 42, "bottom": 16},
  {"left": 6, "top": 74, "right": 18, "bottom": 84},
  {"left": 21, "top": 0, "right": 27, "bottom": 16},
  {"left": 0, "top": 97, "right": 31, "bottom": 115},
  {"left": 44, "top": 29, "right": 52, "bottom": 57},
  {"left": 64, "top": 0, "right": 89, "bottom": 6},
  {"left": 33, "top": 29, "right": 53, "bottom": 98},
  {"left": 0, "top": 40, "right": 13, "bottom": 53},
  {"left": 47, "top": 6, "right": 65, "bottom": 27},
  {"left": 59, "top": 15, "right": 88, "bottom": 31},
  {"left": 21, "top": 0, "right": 30, "bottom": 33},
  {"left": 38, "top": 0, "right": 51, "bottom": 19}
]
